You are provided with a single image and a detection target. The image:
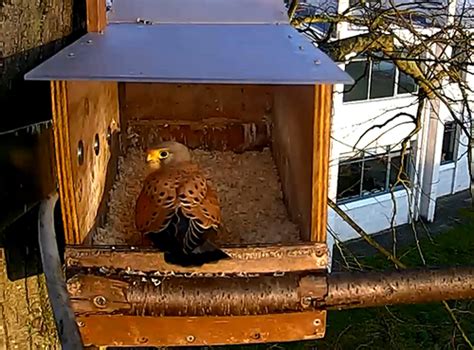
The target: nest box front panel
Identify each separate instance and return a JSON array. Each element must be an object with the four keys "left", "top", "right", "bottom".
[{"left": 51, "top": 81, "right": 120, "bottom": 244}]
